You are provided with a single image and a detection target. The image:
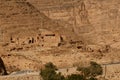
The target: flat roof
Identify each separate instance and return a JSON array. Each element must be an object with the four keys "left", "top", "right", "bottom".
[{"left": 28, "top": 0, "right": 83, "bottom": 11}]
